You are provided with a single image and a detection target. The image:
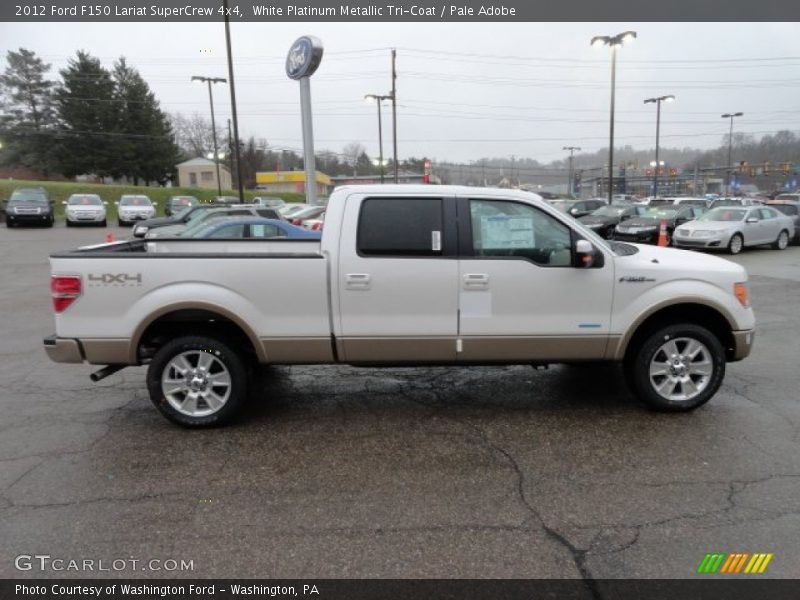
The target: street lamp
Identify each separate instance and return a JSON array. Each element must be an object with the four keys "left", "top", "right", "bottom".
[
  {"left": 192, "top": 75, "right": 227, "bottom": 196},
  {"left": 721, "top": 112, "right": 744, "bottom": 197},
  {"left": 591, "top": 30, "right": 637, "bottom": 204},
  {"left": 644, "top": 94, "right": 675, "bottom": 198},
  {"left": 562, "top": 146, "right": 581, "bottom": 197},
  {"left": 365, "top": 93, "right": 393, "bottom": 184}
]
